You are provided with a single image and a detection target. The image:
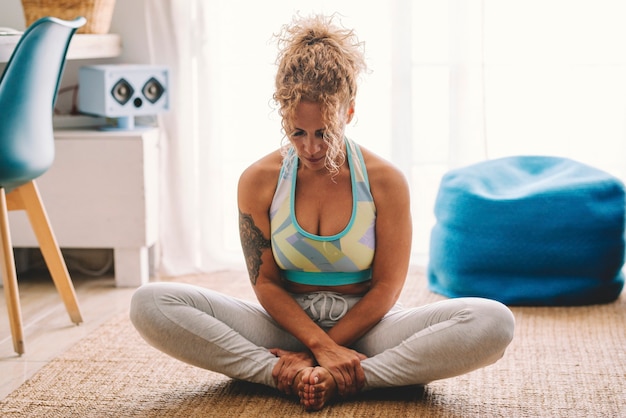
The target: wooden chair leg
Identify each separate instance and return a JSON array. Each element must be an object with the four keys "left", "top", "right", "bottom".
[
  {"left": 0, "top": 187, "right": 25, "bottom": 355},
  {"left": 11, "top": 181, "right": 83, "bottom": 325}
]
